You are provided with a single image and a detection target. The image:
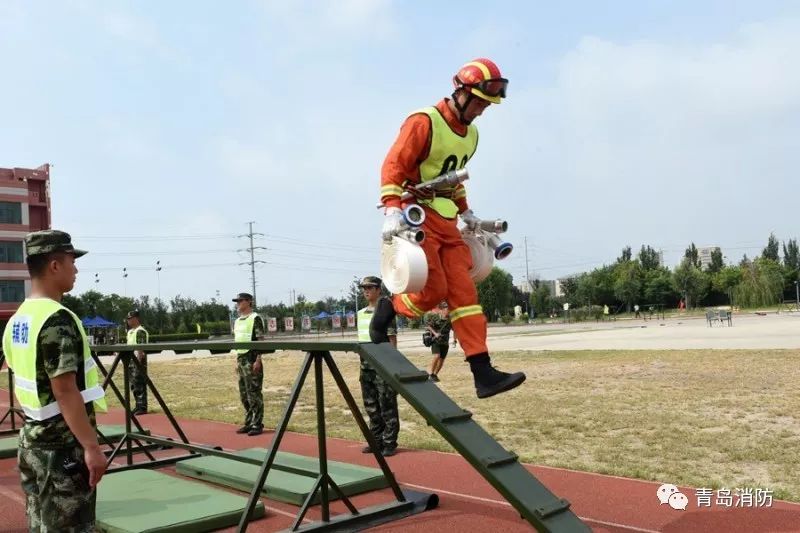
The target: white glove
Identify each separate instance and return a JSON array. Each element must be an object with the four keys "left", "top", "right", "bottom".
[
  {"left": 382, "top": 207, "right": 404, "bottom": 242},
  {"left": 460, "top": 209, "right": 481, "bottom": 230}
]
